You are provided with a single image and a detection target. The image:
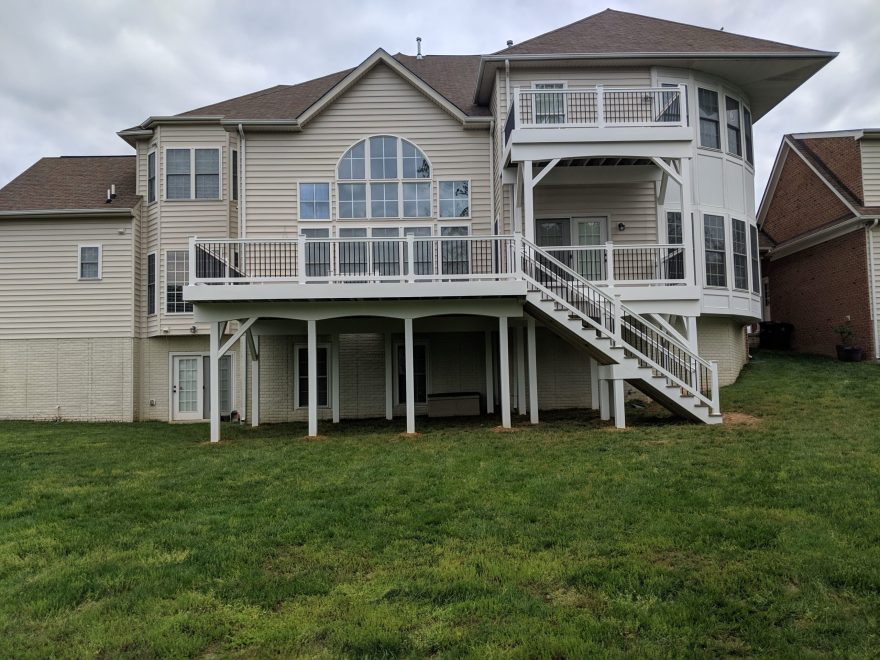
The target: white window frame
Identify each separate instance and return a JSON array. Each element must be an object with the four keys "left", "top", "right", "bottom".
[
  {"left": 531, "top": 80, "right": 568, "bottom": 125},
  {"left": 163, "top": 146, "right": 222, "bottom": 201},
  {"left": 731, "top": 218, "right": 749, "bottom": 291},
  {"left": 165, "top": 249, "right": 192, "bottom": 315},
  {"left": 147, "top": 251, "right": 157, "bottom": 316},
  {"left": 438, "top": 179, "right": 472, "bottom": 220},
  {"left": 725, "top": 95, "right": 743, "bottom": 159},
  {"left": 231, "top": 148, "right": 239, "bottom": 202},
  {"left": 77, "top": 244, "right": 102, "bottom": 281},
  {"left": 147, "top": 150, "right": 157, "bottom": 204},
  {"left": 297, "top": 181, "right": 332, "bottom": 221},
  {"left": 293, "top": 342, "right": 332, "bottom": 409},
  {"left": 697, "top": 87, "right": 722, "bottom": 151},
  {"left": 743, "top": 106, "right": 754, "bottom": 167},
  {"left": 393, "top": 339, "right": 429, "bottom": 405},
  {"left": 703, "top": 214, "right": 727, "bottom": 289}
]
